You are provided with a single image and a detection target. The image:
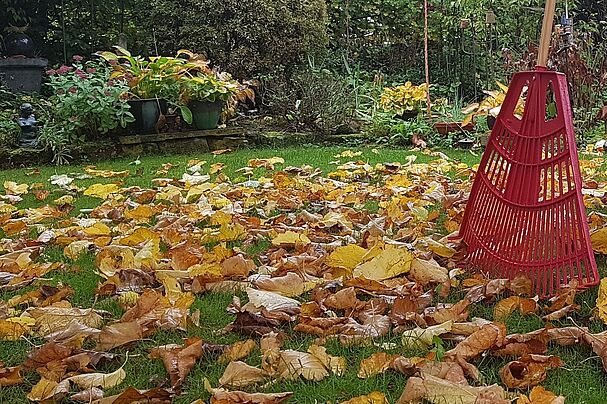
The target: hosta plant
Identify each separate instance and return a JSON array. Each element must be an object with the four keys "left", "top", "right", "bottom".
[
  {"left": 99, "top": 47, "right": 211, "bottom": 102},
  {"left": 462, "top": 81, "right": 527, "bottom": 126},
  {"left": 379, "top": 82, "right": 428, "bottom": 116}
]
